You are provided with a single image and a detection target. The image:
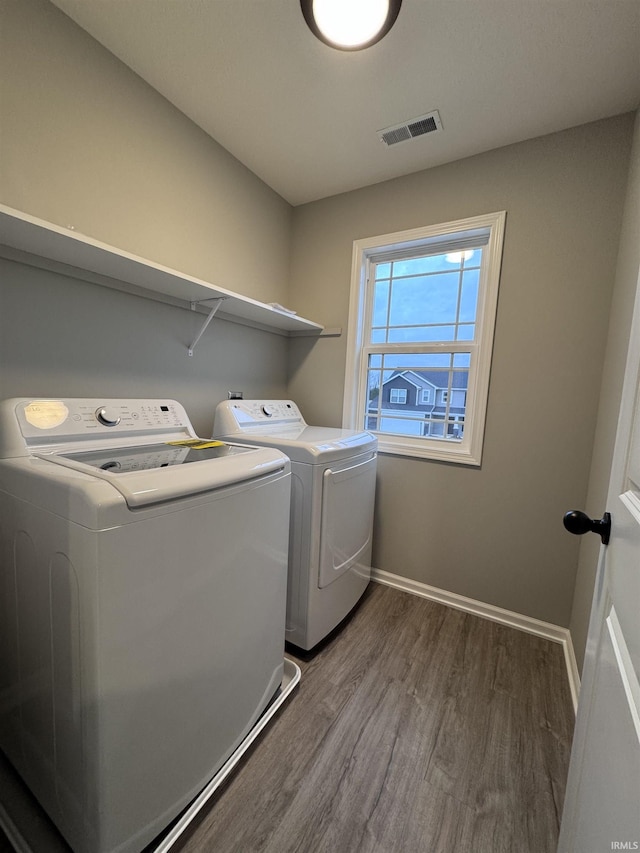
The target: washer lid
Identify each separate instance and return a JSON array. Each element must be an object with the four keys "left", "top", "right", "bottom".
[
  {"left": 57, "top": 440, "right": 244, "bottom": 472},
  {"left": 40, "top": 440, "right": 287, "bottom": 508}
]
